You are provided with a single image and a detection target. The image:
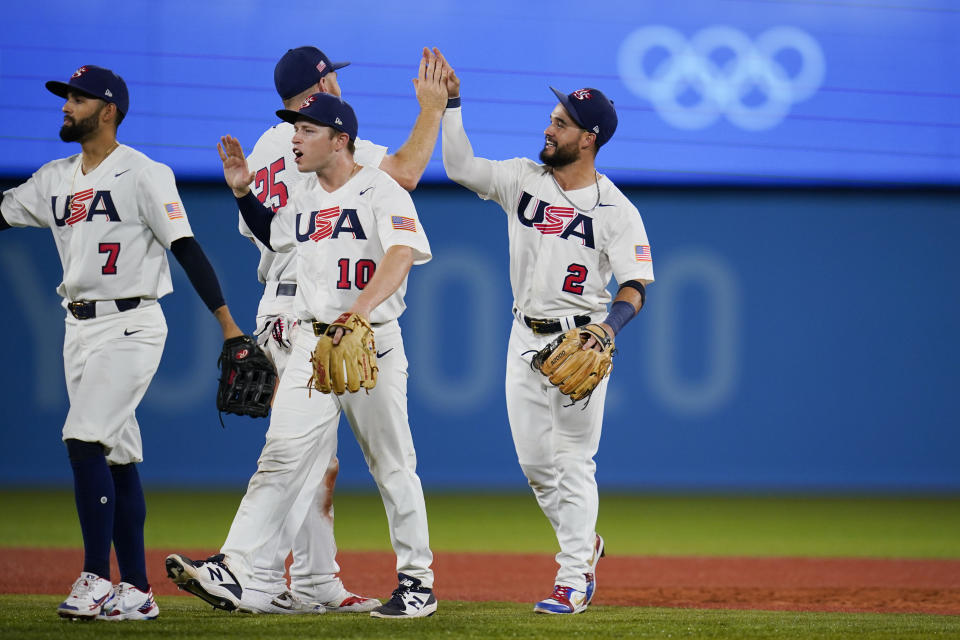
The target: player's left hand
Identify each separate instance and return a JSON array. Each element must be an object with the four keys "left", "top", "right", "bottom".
[
  {"left": 217, "top": 135, "right": 255, "bottom": 197},
  {"left": 582, "top": 322, "right": 615, "bottom": 351},
  {"left": 413, "top": 47, "right": 448, "bottom": 112}
]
